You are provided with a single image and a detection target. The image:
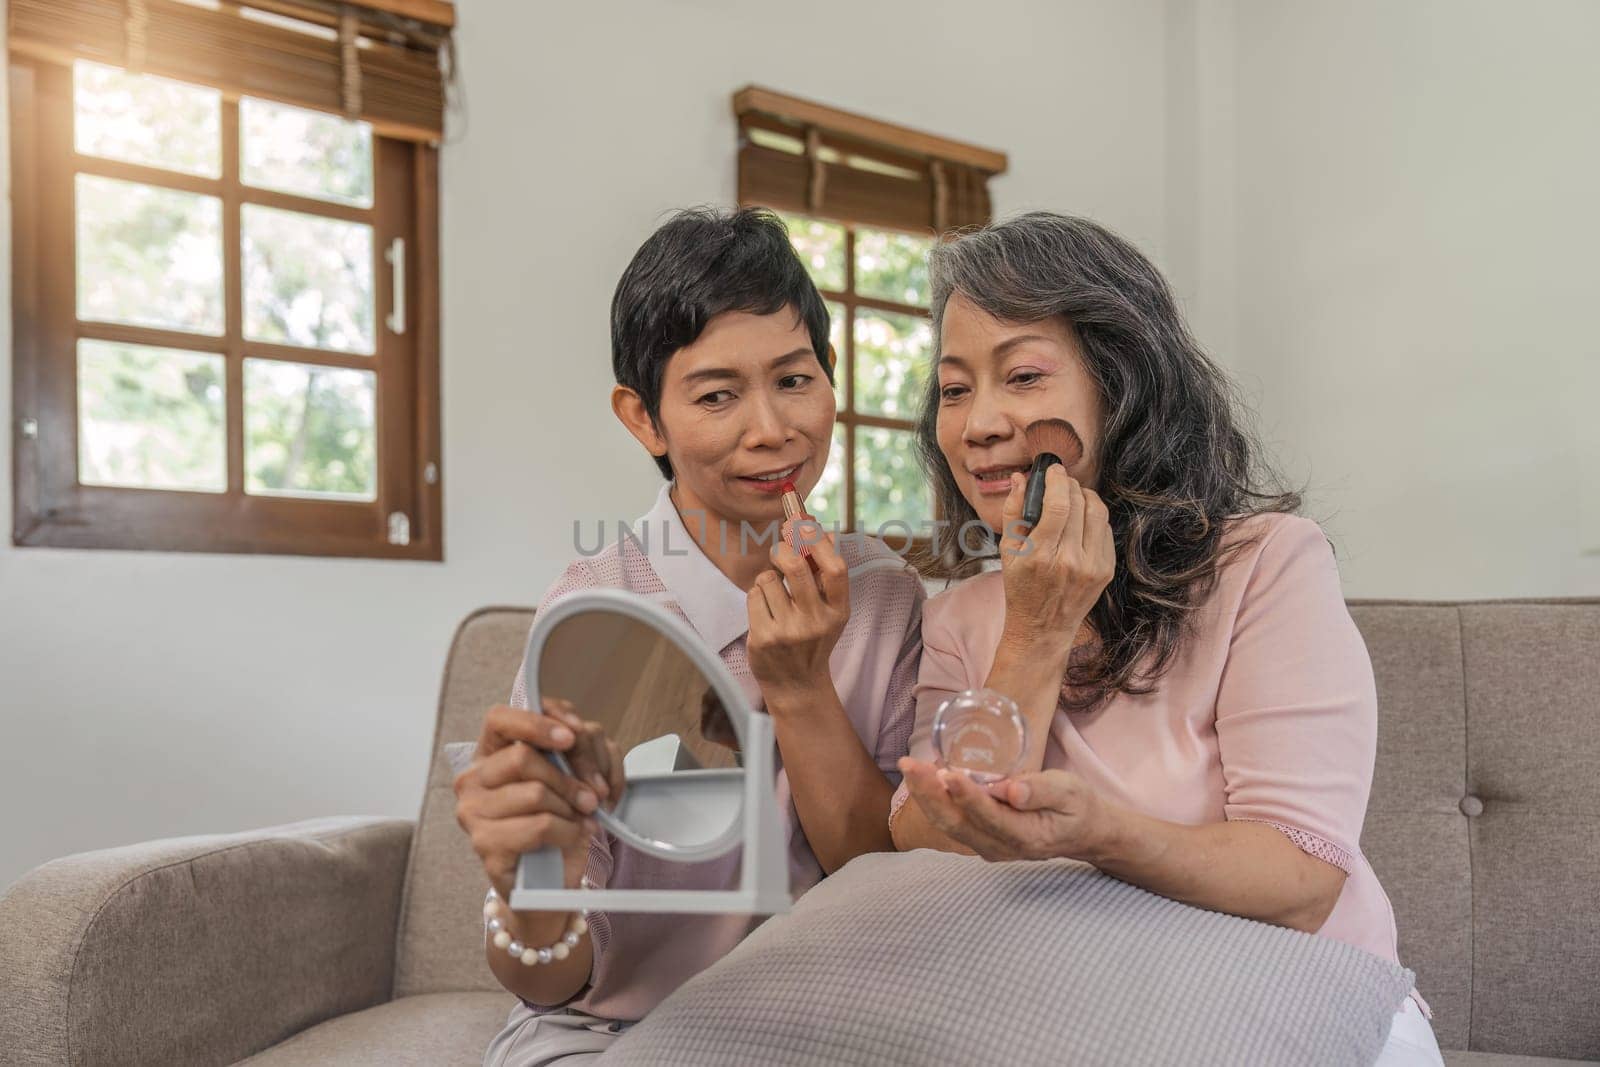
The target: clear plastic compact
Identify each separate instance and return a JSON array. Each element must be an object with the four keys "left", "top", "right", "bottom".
[{"left": 931, "top": 688, "right": 1028, "bottom": 783}]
